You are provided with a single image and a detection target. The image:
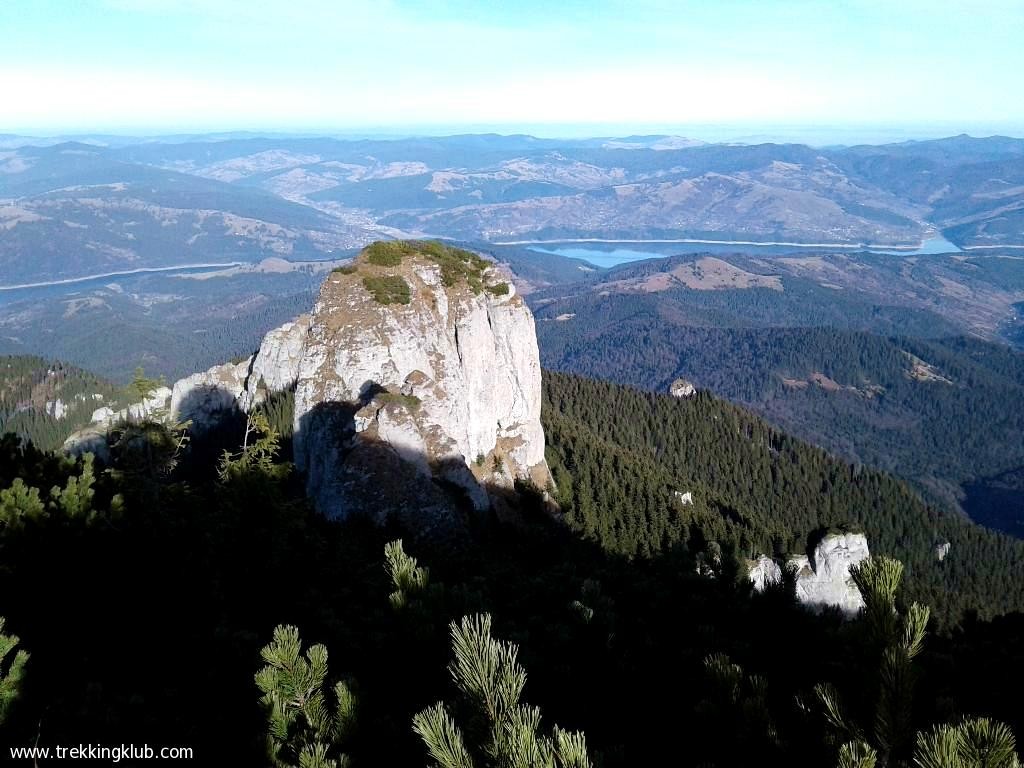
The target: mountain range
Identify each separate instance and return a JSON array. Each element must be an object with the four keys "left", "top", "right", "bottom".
[{"left": 4, "top": 133, "right": 1024, "bottom": 287}]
